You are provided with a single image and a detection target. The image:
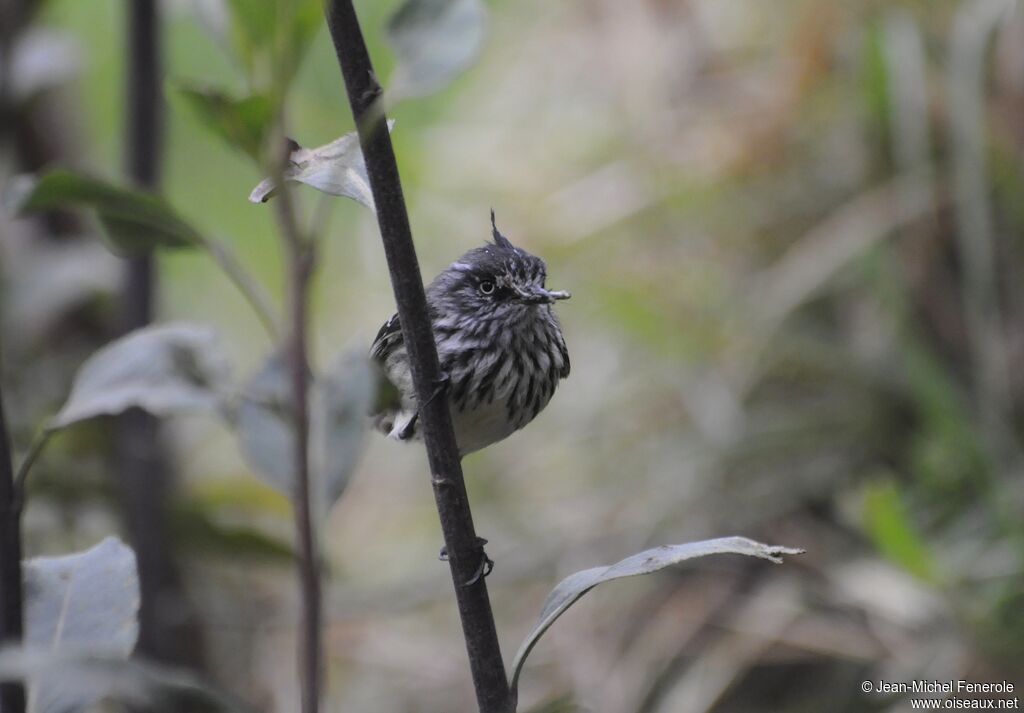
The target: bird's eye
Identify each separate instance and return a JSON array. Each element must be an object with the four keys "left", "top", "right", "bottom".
[{"left": 479, "top": 280, "right": 495, "bottom": 295}]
